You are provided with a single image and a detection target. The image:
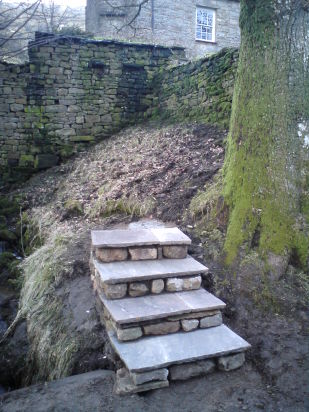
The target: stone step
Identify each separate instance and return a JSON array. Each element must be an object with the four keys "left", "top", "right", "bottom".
[
  {"left": 91, "top": 227, "right": 191, "bottom": 248},
  {"left": 100, "top": 288, "right": 225, "bottom": 325},
  {"left": 93, "top": 255, "right": 208, "bottom": 286},
  {"left": 108, "top": 324, "right": 250, "bottom": 373}
]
